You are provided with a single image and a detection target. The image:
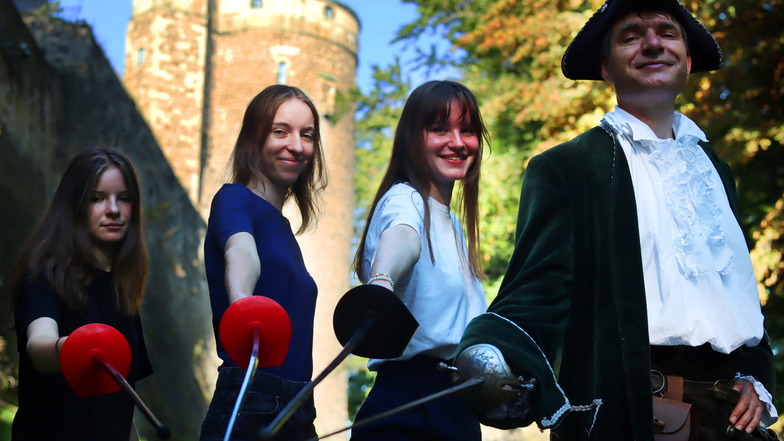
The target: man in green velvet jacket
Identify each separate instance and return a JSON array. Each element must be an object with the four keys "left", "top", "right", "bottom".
[{"left": 457, "top": 0, "right": 777, "bottom": 439}]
